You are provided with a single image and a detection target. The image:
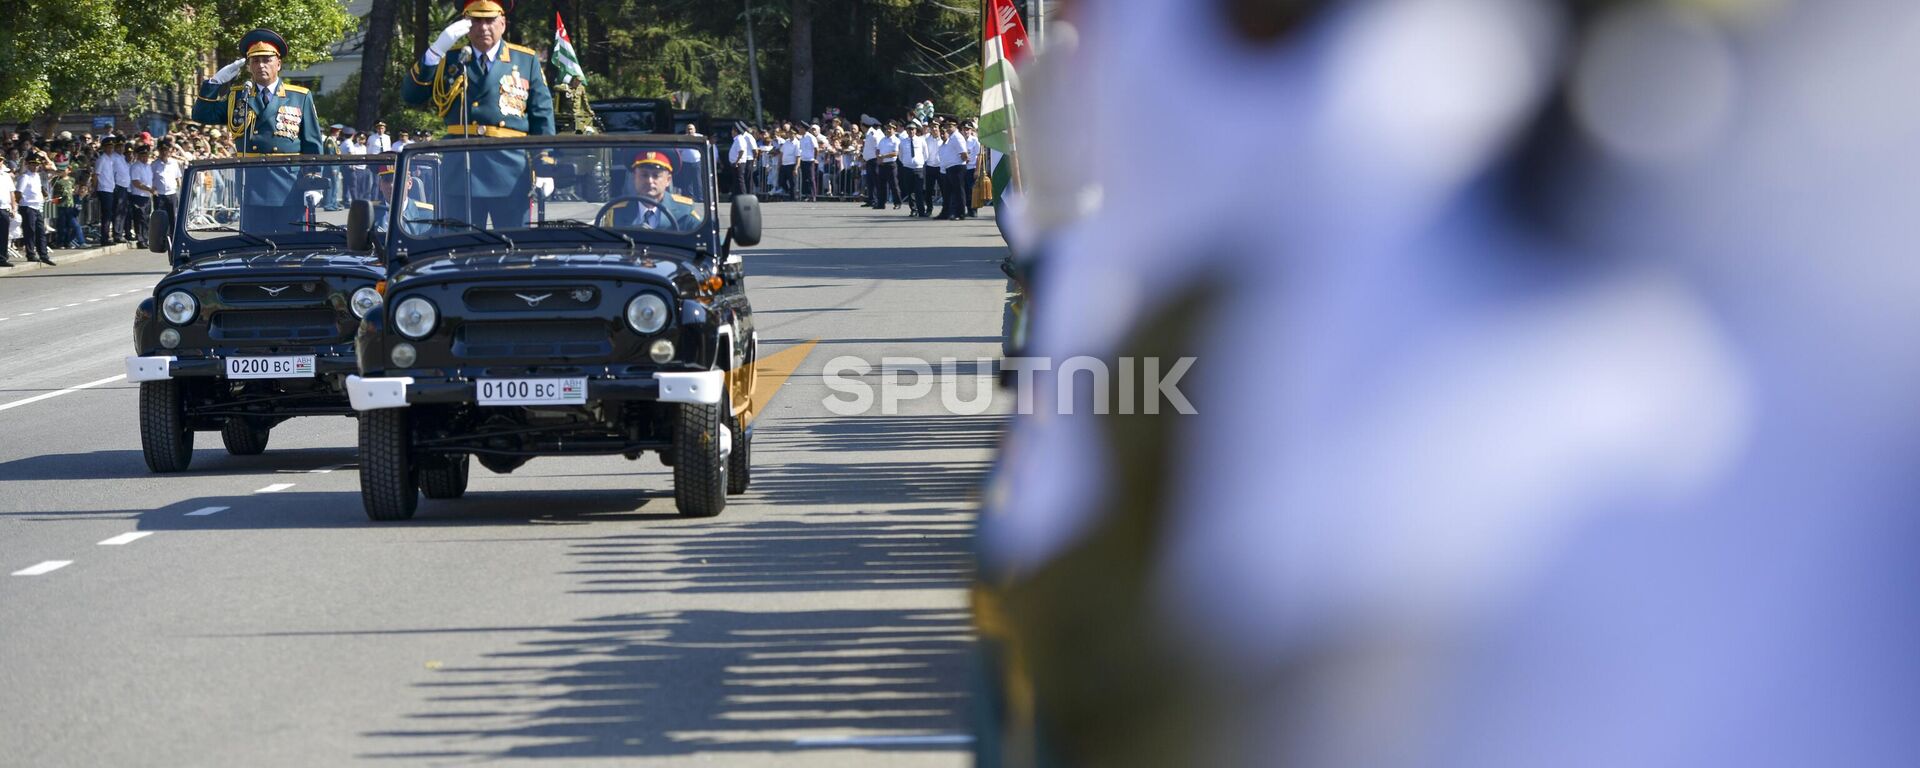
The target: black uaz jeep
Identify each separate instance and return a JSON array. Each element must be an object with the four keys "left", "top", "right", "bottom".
[
  {"left": 345, "top": 135, "right": 762, "bottom": 521},
  {"left": 127, "top": 154, "right": 394, "bottom": 472}
]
